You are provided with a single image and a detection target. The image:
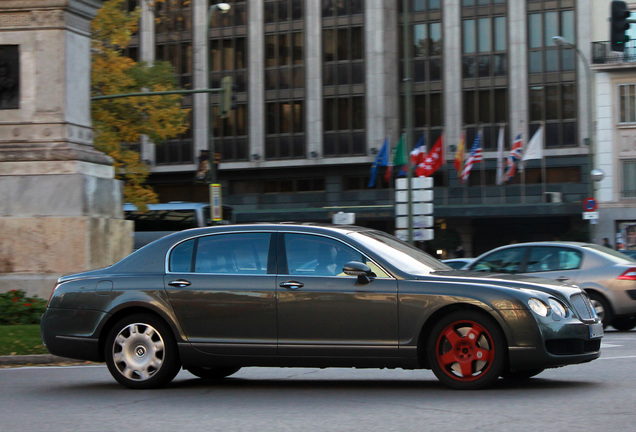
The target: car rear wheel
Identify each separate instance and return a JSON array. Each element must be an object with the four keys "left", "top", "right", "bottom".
[
  {"left": 105, "top": 314, "right": 181, "bottom": 389},
  {"left": 588, "top": 292, "right": 613, "bottom": 329},
  {"left": 186, "top": 366, "right": 241, "bottom": 380},
  {"left": 427, "top": 311, "right": 505, "bottom": 390}
]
